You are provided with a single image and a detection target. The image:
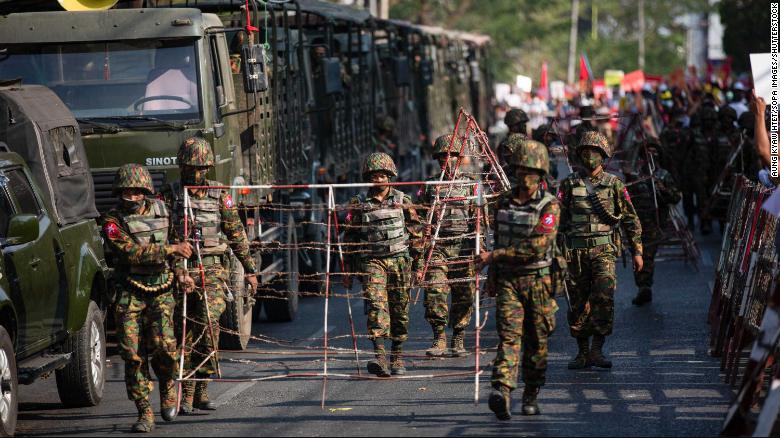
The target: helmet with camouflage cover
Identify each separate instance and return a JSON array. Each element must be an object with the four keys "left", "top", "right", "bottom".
[
  {"left": 504, "top": 108, "right": 529, "bottom": 127},
  {"left": 577, "top": 131, "right": 612, "bottom": 158},
  {"left": 177, "top": 136, "right": 215, "bottom": 167},
  {"left": 113, "top": 163, "right": 154, "bottom": 195},
  {"left": 510, "top": 139, "right": 549, "bottom": 175},
  {"left": 500, "top": 133, "right": 528, "bottom": 156},
  {"left": 362, "top": 152, "right": 397, "bottom": 179},
  {"left": 432, "top": 134, "right": 463, "bottom": 157},
  {"left": 376, "top": 115, "right": 396, "bottom": 134}
]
